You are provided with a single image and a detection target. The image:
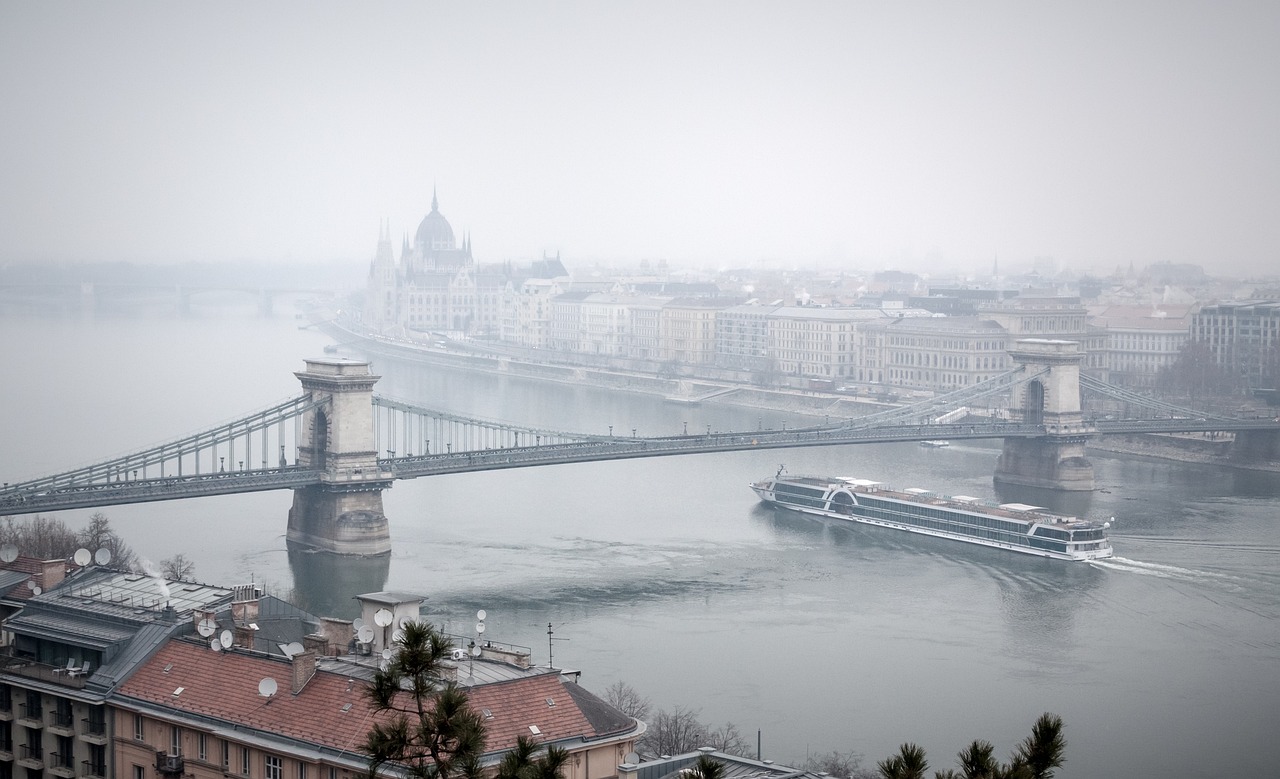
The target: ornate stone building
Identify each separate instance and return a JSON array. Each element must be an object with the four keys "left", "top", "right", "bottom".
[{"left": 363, "top": 191, "right": 565, "bottom": 337}]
